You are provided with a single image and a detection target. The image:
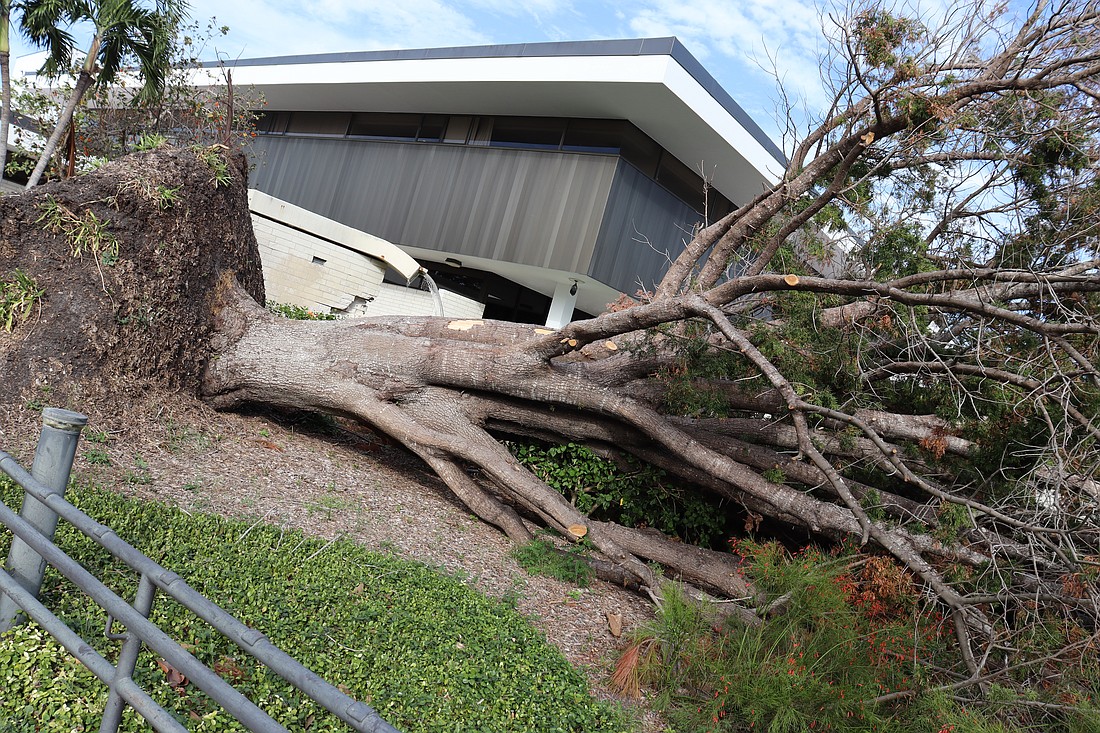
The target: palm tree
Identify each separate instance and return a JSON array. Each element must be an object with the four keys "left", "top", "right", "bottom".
[
  {"left": 22, "top": 0, "right": 186, "bottom": 188},
  {"left": 1, "top": 0, "right": 11, "bottom": 174},
  {"left": 2, "top": 0, "right": 70, "bottom": 180}
]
